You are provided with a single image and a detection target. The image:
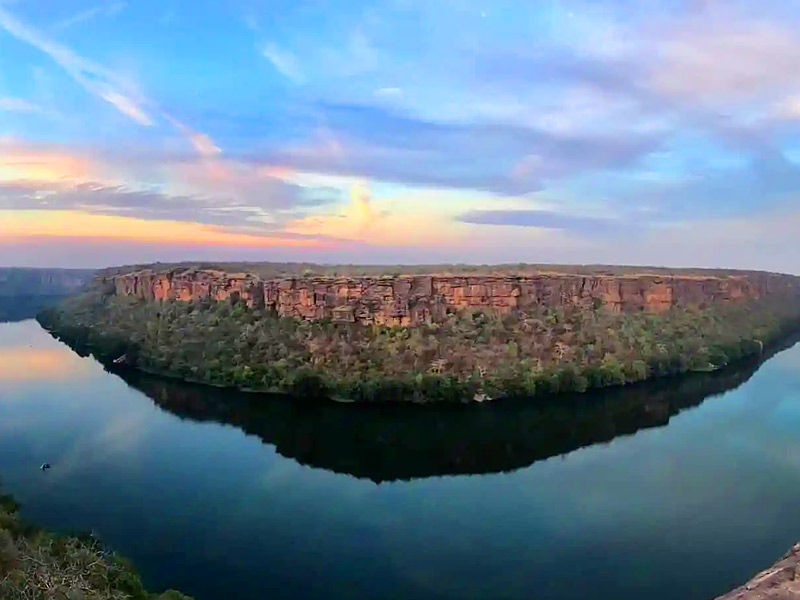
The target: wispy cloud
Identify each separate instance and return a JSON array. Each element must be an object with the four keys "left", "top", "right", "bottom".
[
  {"left": 0, "top": 5, "right": 225, "bottom": 155},
  {"left": 248, "top": 101, "right": 662, "bottom": 195},
  {"left": 0, "top": 178, "right": 336, "bottom": 231},
  {"left": 456, "top": 209, "right": 623, "bottom": 234},
  {"left": 0, "top": 5, "right": 152, "bottom": 125},
  {"left": 162, "top": 114, "right": 221, "bottom": 158},
  {"left": 374, "top": 87, "right": 402, "bottom": 98},
  {"left": 53, "top": 1, "right": 126, "bottom": 31},
  {"left": 0, "top": 137, "right": 342, "bottom": 230},
  {"left": 0, "top": 97, "right": 40, "bottom": 113},
  {"left": 99, "top": 90, "right": 152, "bottom": 125},
  {"left": 261, "top": 43, "right": 305, "bottom": 83}
]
